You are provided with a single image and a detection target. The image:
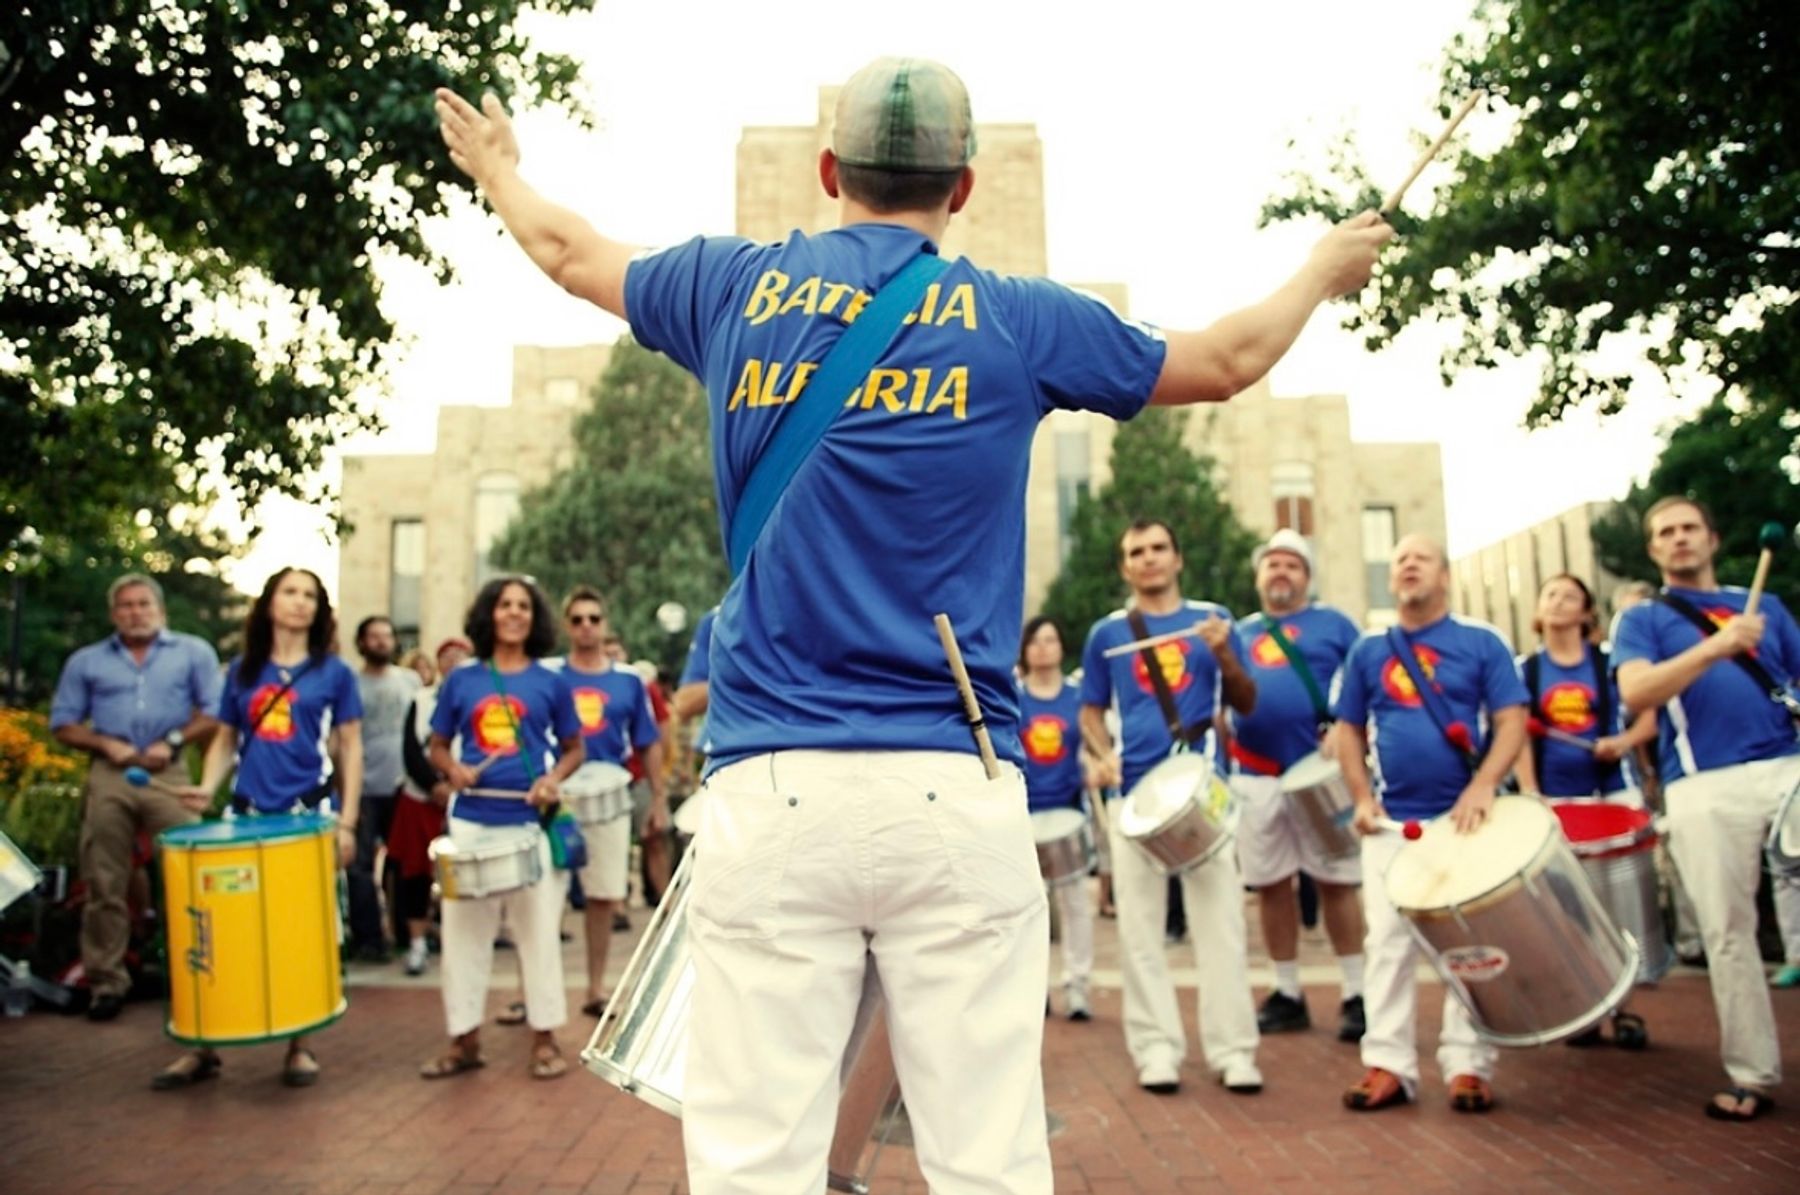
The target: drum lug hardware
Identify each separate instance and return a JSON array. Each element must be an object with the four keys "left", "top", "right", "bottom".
[
  {"left": 789, "top": 796, "right": 799, "bottom": 807},
  {"left": 926, "top": 792, "right": 936, "bottom": 802}
]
